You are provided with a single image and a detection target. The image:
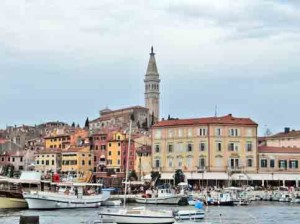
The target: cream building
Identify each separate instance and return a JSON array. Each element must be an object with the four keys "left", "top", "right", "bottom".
[
  {"left": 35, "top": 150, "right": 61, "bottom": 173},
  {"left": 151, "top": 114, "right": 258, "bottom": 179}
]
